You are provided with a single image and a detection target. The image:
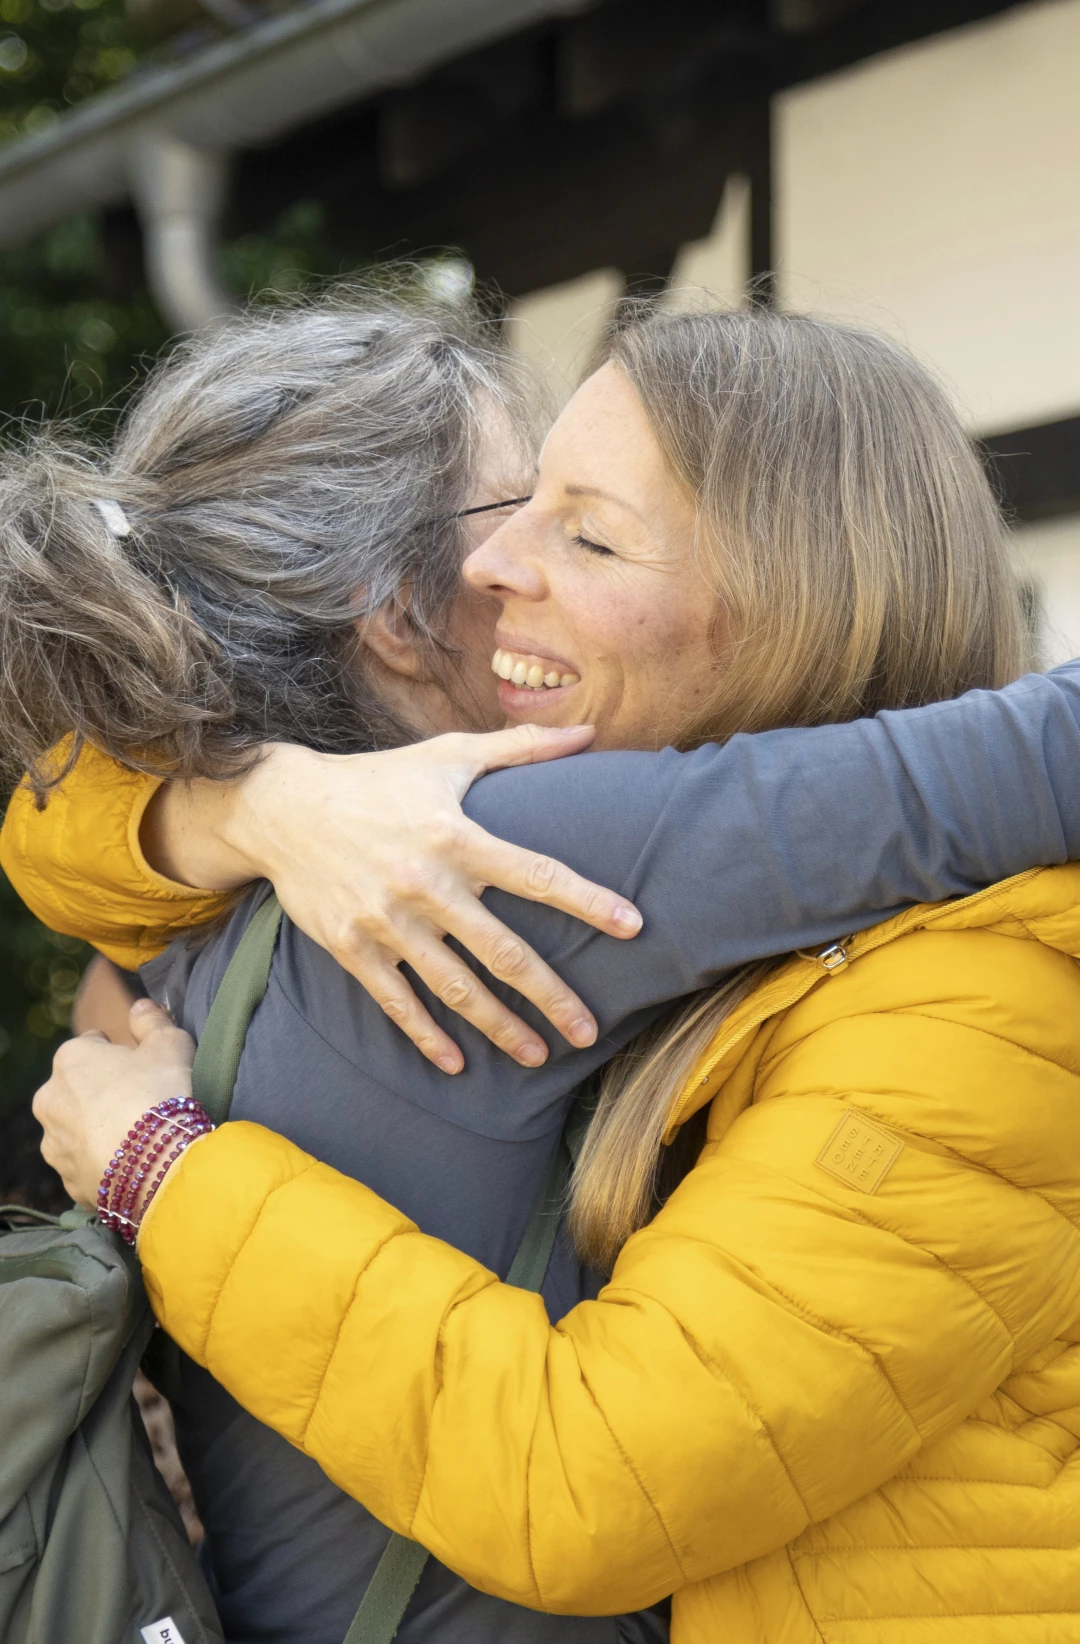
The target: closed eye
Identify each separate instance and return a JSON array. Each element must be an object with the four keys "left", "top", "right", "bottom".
[{"left": 573, "top": 533, "right": 615, "bottom": 557}]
